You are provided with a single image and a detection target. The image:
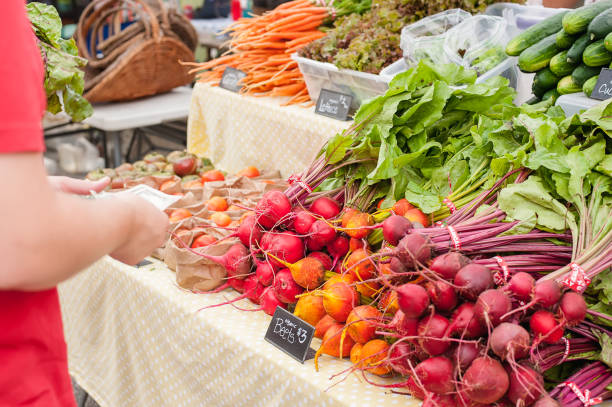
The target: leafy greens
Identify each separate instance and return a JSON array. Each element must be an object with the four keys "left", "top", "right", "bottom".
[{"left": 27, "top": 2, "right": 92, "bottom": 122}]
